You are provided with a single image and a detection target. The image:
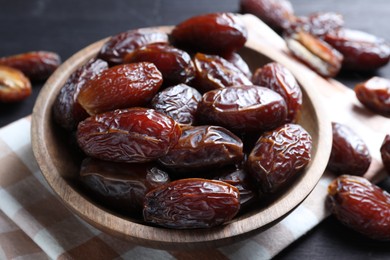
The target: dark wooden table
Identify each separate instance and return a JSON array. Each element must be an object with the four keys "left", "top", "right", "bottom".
[{"left": 1, "top": 0, "right": 389, "bottom": 258}]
